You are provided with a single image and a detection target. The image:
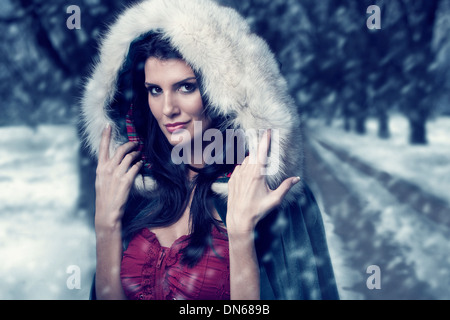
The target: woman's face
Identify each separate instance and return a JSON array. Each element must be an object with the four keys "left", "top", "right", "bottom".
[{"left": 144, "top": 57, "right": 211, "bottom": 147}]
